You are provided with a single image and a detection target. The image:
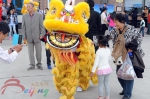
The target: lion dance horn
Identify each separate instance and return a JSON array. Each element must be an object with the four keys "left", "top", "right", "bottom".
[{"left": 65, "top": 0, "right": 75, "bottom": 6}]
